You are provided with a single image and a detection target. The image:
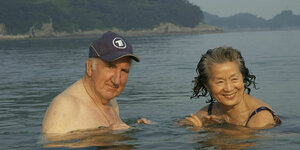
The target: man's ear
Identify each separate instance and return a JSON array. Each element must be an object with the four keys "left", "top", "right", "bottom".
[{"left": 86, "top": 59, "right": 93, "bottom": 77}]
